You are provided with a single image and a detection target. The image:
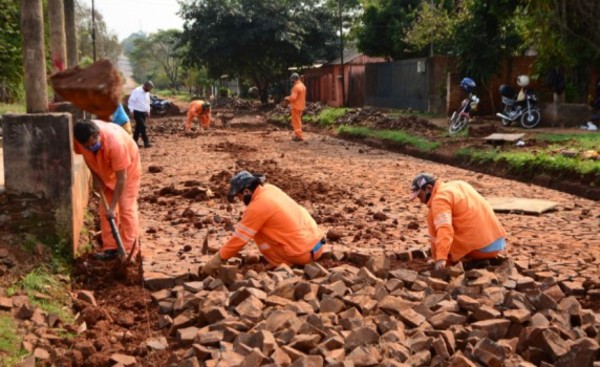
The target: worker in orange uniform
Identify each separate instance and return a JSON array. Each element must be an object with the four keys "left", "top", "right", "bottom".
[
  {"left": 202, "top": 171, "right": 325, "bottom": 275},
  {"left": 284, "top": 73, "right": 306, "bottom": 142},
  {"left": 185, "top": 100, "right": 212, "bottom": 132},
  {"left": 73, "top": 120, "right": 142, "bottom": 261},
  {"left": 410, "top": 173, "right": 507, "bottom": 270}
]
